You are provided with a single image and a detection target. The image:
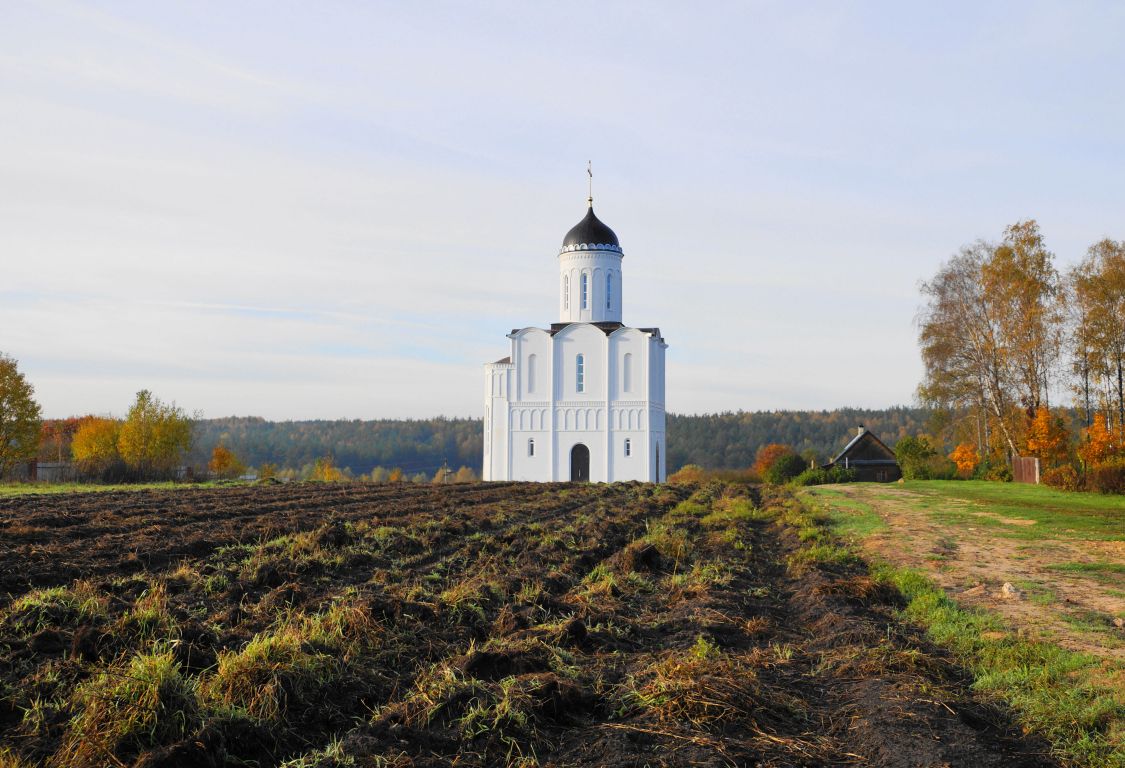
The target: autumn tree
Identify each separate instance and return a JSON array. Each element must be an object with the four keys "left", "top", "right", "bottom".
[
  {"left": 208, "top": 444, "right": 246, "bottom": 479},
  {"left": 918, "top": 223, "right": 1064, "bottom": 462},
  {"left": 71, "top": 417, "right": 122, "bottom": 473},
  {"left": 39, "top": 417, "right": 87, "bottom": 462},
  {"left": 1024, "top": 406, "right": 1069, "bottom": 468},
  {"left": 117, "top": 390, "right": 193, "bottom": 478},
  {"left": 1077, "top": 413, "right": 1120, "bottom": 468},
  {"left": 1069, "top": 239, "right": 1125, "bottom": 432},
  {"left": 311, "top": 455, "right": 343, "bottom": 482},
  {"left": 983, "top": 221, "right": 1063, "bottom": 418},
  {"left": 0, "top": 353, "right": 43, "bottom": 477},
  {"left": 753, "top": 443, "right": 796, "bottom": 477},
  {"left": 948, "top": 442, "right": 980, "bottom": 477},
  {"left": 453, "top": 466, "right": 478, "bottom": 483}
]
